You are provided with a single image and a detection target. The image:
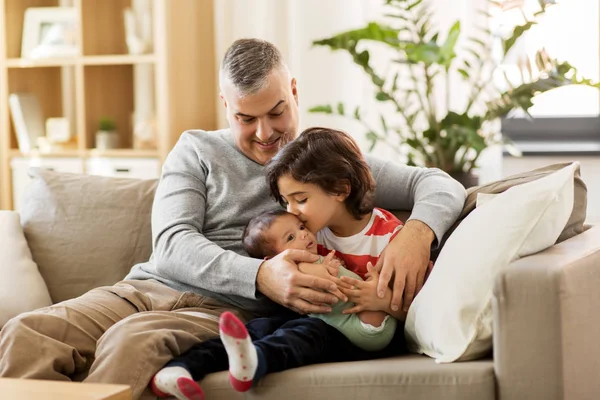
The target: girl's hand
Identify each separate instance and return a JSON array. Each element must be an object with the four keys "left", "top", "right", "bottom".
[{"left": 339, "top": 263, "right": 391, "bottom": 314}]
